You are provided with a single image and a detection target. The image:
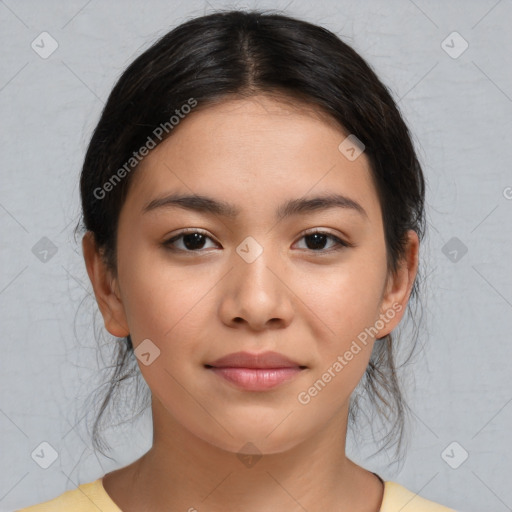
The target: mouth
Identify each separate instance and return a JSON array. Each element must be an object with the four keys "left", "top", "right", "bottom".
[{"left": 204, "top": 351, "right": 307, "bottom": 391}]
